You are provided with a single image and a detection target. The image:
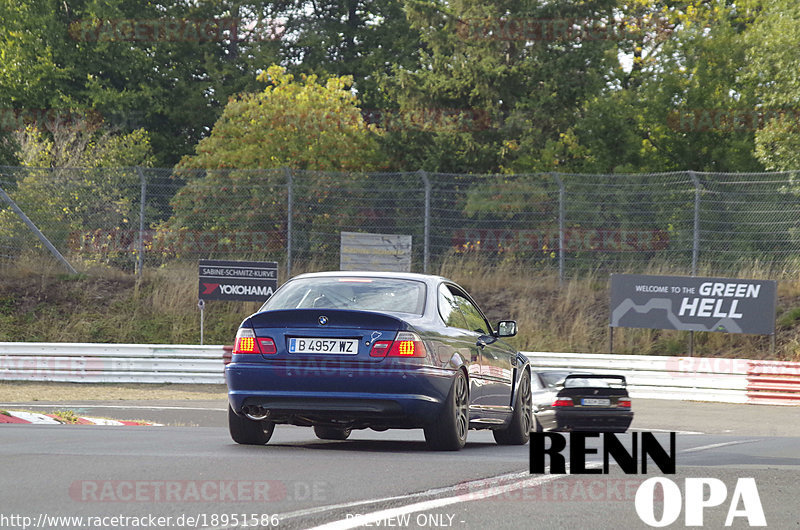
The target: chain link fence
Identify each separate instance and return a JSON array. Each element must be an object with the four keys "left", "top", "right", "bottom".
[{"left": 1, "top": 166, "right": 799, "bottom": 280}]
